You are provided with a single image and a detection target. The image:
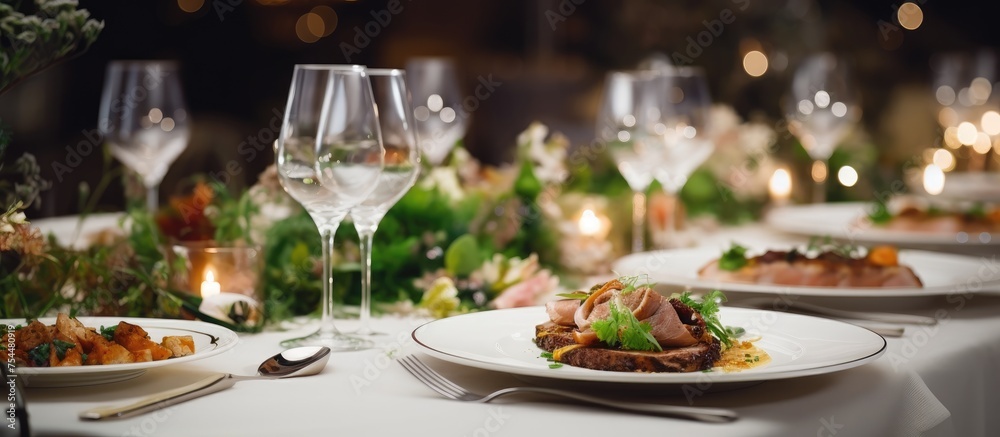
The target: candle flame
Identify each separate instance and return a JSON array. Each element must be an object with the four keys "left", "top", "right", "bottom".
[
  {"left": 769, "top": 168, "right": 792, "bottom": 199},
  {"left": 578, "top": 209, "right": 602, "bottom": 237},
  {"left": 205, "top": 270, "right": 215, "bottom": 282},
  {"left": 923, "top": 164, "right": 945, "bottom": 195},
  {"left": 201, "top": 267, "right": 221, "bottom": 299}
]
